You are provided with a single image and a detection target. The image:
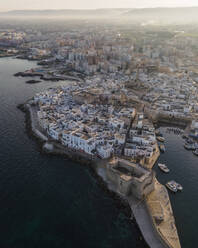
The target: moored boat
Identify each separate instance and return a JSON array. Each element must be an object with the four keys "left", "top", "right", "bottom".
[
  {"left": 166, "top": 181, "right": 177, "bottom": 193},
  {"left": 175, "top": 182, "right": 183, "bottom": 191},
  {"left": 193, "top": 149, "right": 198, "bottom": 156},
  {"left": 157, "top": 136, "right": 165, "bottom": 142},
  {"left": 167, "top": 180, "right": 183, "bottom": 192},
  {"left": 158, "top": 163, "right": 170, "bottom": 173},
  {"left": 160, "top": 144, "right": 165, "bottom": 153},
  {"left": 182, "top": 134, "right": 188, "bottom": 139},
  {"left": 184, "top": 143, "right": 195, "bottom": 150},
  {"left": 186, "top": 138, "right": 194, "bottom": 144}
]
